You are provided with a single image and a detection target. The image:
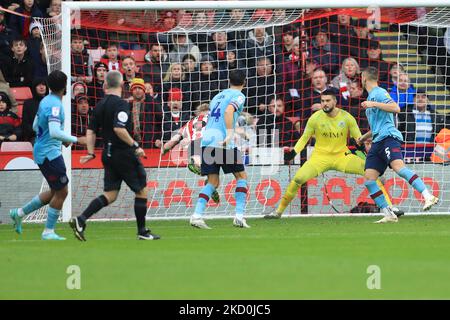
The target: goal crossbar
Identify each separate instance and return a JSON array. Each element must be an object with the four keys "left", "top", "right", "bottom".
[{"left": 62, "top": 0, "right": 450, "bottom": 11}]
